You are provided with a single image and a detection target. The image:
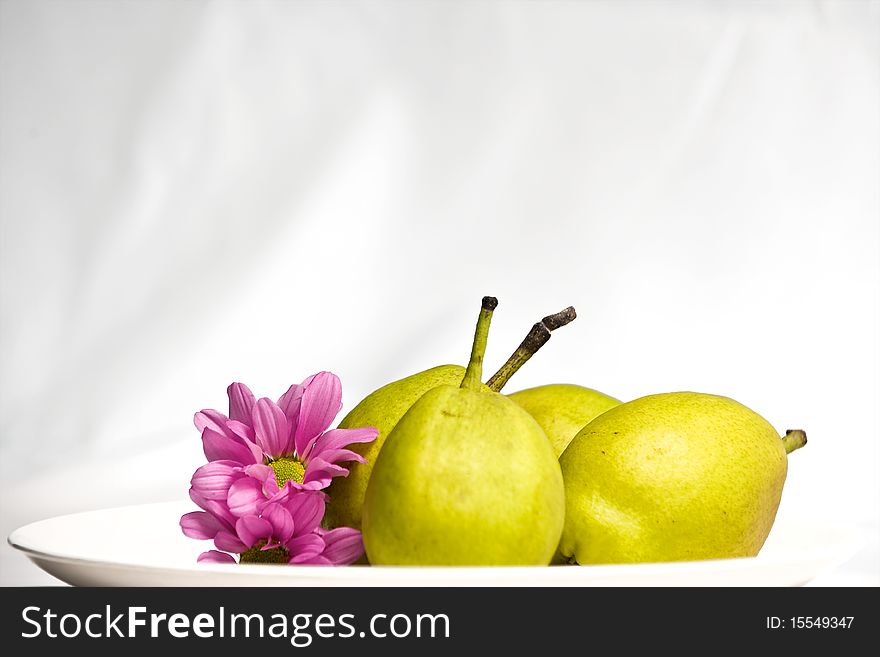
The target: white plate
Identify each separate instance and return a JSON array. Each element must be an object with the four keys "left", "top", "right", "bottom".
[{"left": 8, "top": 501, "right": 864, "bottom": 587}]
